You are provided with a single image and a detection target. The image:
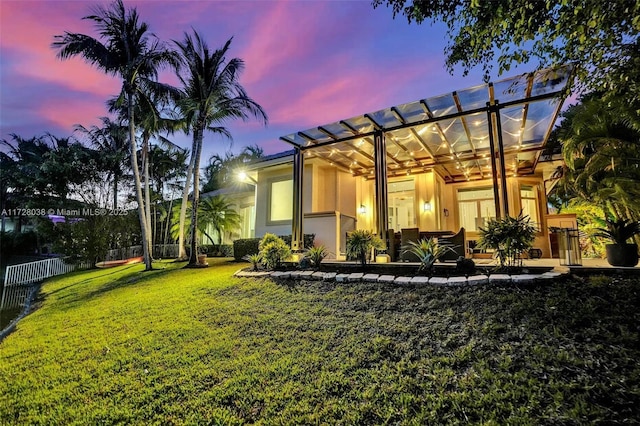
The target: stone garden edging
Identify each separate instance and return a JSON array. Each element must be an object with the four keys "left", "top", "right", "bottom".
[{"left": 234, "top": 269, "right": 569, "bottom": 287}]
